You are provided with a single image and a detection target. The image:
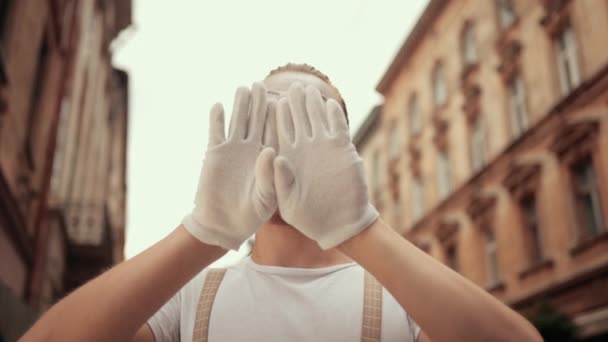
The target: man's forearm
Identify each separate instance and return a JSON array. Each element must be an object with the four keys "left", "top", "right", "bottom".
[
  {"left": 22, "top": 225, "right": 225, "bottom": 342},
  {"left": 339, "top": 219, "right": 542, "bottom": 342}
]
